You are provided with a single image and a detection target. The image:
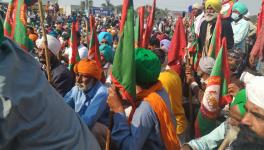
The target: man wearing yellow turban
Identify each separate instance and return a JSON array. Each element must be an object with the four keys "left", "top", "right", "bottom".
[{"left": 199, "top": 0, "right": 234, "bottom": 54}]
